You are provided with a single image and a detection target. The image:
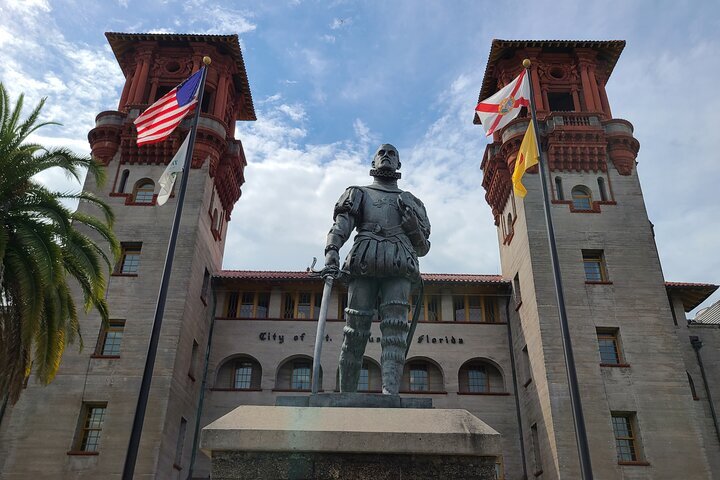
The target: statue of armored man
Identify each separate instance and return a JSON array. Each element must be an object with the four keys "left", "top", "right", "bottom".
[{"left": 324, "top": 144, "right": 431, "bottom": 394}]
